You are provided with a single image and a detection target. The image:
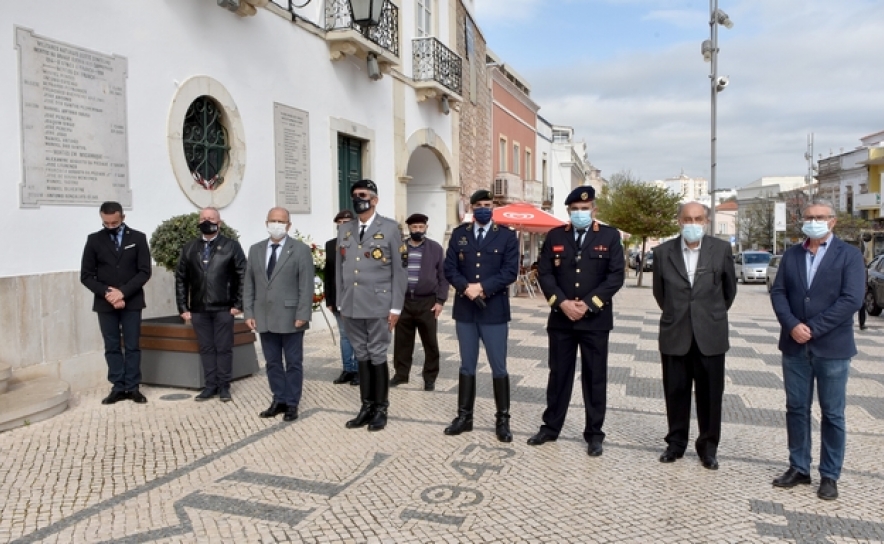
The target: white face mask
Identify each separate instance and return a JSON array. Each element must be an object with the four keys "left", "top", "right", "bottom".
[{"left": 267, "top": 222, "right": 288, "bottom": 239}]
